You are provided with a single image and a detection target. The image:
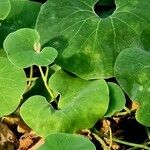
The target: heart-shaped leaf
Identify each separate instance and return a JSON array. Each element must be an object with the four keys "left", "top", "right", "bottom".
[
  {"left": 20, "top": 70, "right": 109, "bottom": 136},
  {"left": 0, "top": 0, "right": 41, "bottom": 49},
  {"left": 0, "top": 57, "right": 26, "bottom": 117},
  {"left": 114, "top": 48, "right": 150, "bottom": 126},
  {"left": 105, "top": 82, "right": 126, "bottom": 117},
  {"left": 0, "top": 0, "right": 11, "bottom": 20},
  {"left": 36, "top": 0, "right": 149, "bottom": 79},
  {"left": 3, "top": 28, "right": 58, "bottom": 68},
  {"left": 39, "top": 133, "right": 96, "bottom": 150}
]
